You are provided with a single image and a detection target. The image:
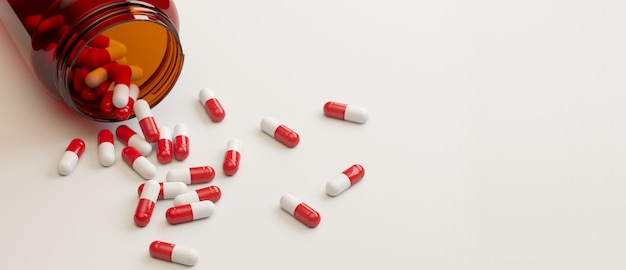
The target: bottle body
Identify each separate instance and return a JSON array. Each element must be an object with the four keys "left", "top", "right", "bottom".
[{"left": 0, "top": 0, "right": 184, "bottom": 121}]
